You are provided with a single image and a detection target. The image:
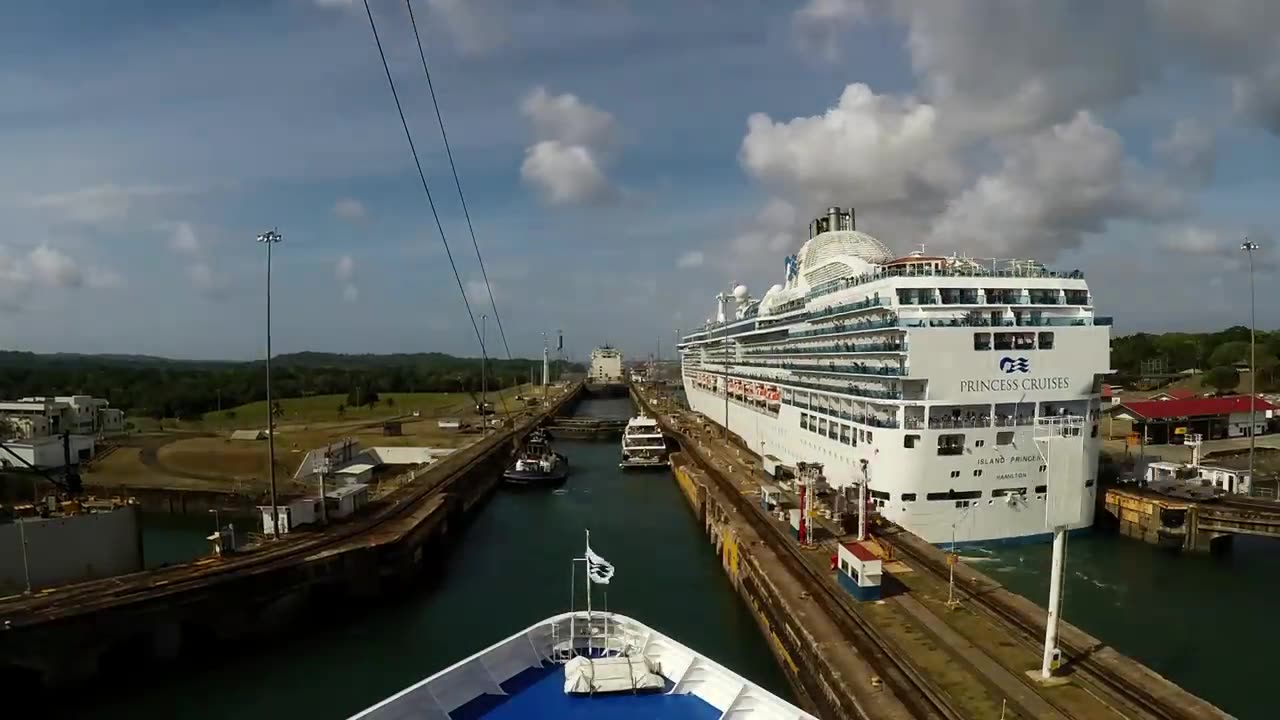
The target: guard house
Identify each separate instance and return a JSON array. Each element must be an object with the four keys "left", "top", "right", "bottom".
[
  {"left": 836, "top": 541, "right": 882, "bottom": 601},
  {"left": 258, "top": 497, "right": 321, "bottom": 536},
  {"left": 325, "top": 484, "right": 369, "bottom": 519}
]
